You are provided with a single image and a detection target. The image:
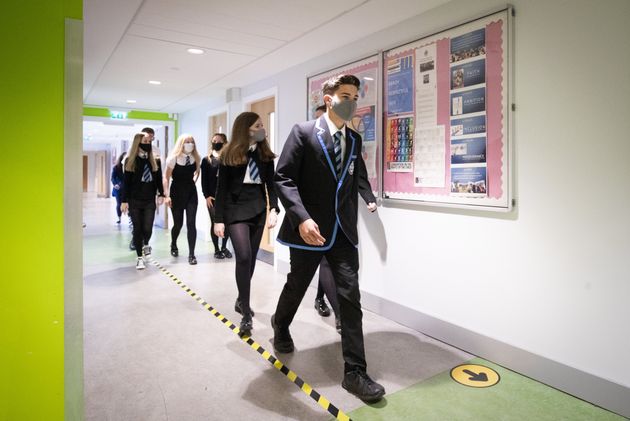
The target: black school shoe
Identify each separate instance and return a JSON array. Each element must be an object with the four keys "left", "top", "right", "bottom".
[
  {"left": 240, "top": 312, "right": 253, "bottom": 334},
  {"left": 342, "top": 370, "right": 386, "bottom": 403},
  {"left": 315, "top": 297, "right": 331, "bottom": 317},
  {"left": 234, "top": 299, "right": 254, "bottom": 317},
  {"left": 221, "top": 248, "right": 232, "bottom": 258},
  {"left": 170, "top": 245, "right": 179, "bottom": 257},
  {"left": 271, "top": 314, "right": 294, "bottom": 353},
  {"left": 188, "top": 255, "right": 197, "bottom": 265},
  {"left": 214, "top": 250, "right": 225, "bottom": 259}
]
